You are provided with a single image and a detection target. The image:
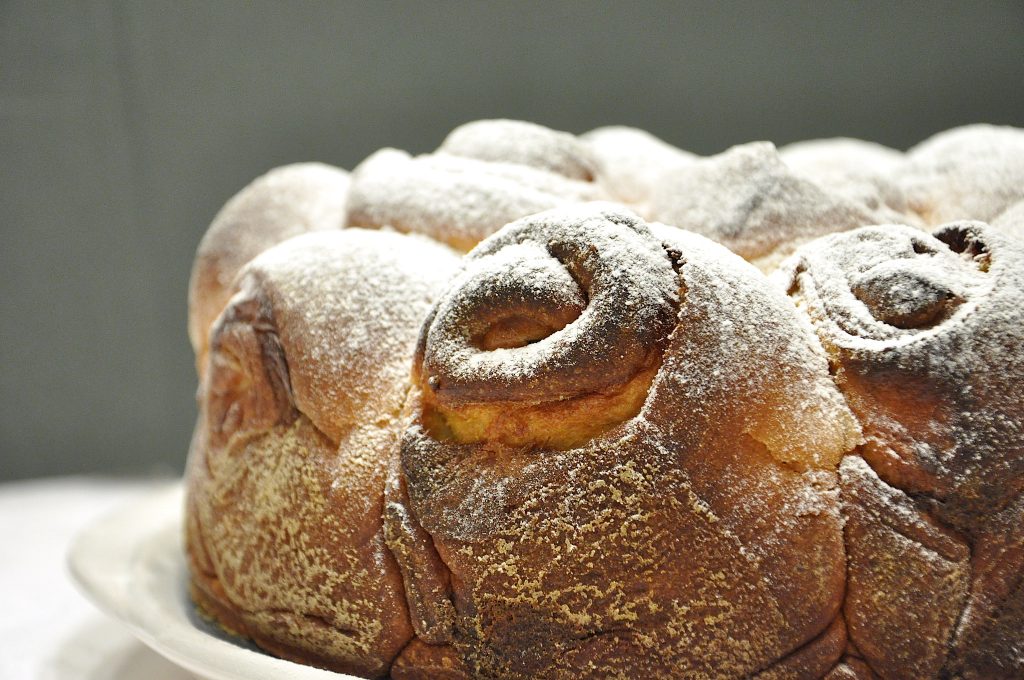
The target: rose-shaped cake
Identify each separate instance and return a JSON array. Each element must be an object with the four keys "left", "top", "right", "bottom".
[{"left": 184, "top": 120, "right": 1023, "bottom": 679}]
